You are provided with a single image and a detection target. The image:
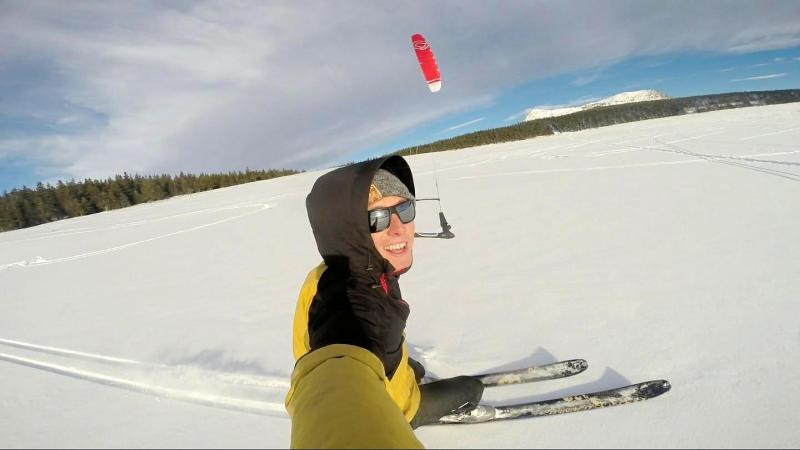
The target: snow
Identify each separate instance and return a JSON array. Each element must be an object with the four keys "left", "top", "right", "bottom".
[
  {"left": 525, "top": 89, "right": 671, "bottom": 121},
  {"left": 2, "top": 103, "right": 800, "bottom": 448}
]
